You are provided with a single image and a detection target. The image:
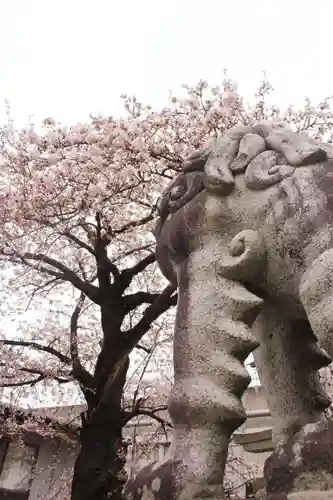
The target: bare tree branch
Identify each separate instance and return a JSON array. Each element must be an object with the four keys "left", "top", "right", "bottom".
[
  {"left": 25, "top": 277, "right": 61, "bottom": 311},
  {"left": 131, "top": 349, "right": 154, "bottom": 412},
  {"left": 110, "top": 243, "right": 154, "bottom": 264},
  {"left": 79, "top": 220, "right": 98, "bottom": 246},
  {"left": 110, "top": 213, "right": 154, "bottom": 236},
  {"left": 134, "top": 407, "right": 173, "bottom": 429},
  {"left": 122, "top": 284, "right": 177, "bottom": 354},
  {"left": 0, "top": 249, "right": 100, "bottom": 303},
  {"left": 70, "top": 293, "right": 95, "bottom": 393},
  {"left": 113, "top": 254, "right": 156, "bottom": 296},
  {"left": 0, "top": 339, "right": 71, "bottom": 364},
  {"left": 61, "top": 231, "right": 96, "bottom": 256},
  {"left": 123, "top": 291, "right": 160, "bottom": 310},
  {"left": 121, "top": 403, "right": 172, "bottom": 428},
  {"left": 103, "top": 258, "right": 121, "bottom": 279},
  {"left": 126, "top": 253, "right": 156, "bottom": 276},
  {"left": 0, "top": 366, "right": 70, "bottom": 387},
  {"left": 95, "top": 212, "right": 120, "bottom": 284},
  {"left": 135, "top": 344, "right": 151, "bottom": 354},
  {"left": 0, "top": 377, "right": 45, "bottom": 387},
  {"left": 19, "top": 366, "right": 69, "bottom": 380},
  {"left": 70, "top": 292, "right": 86, "bottom": 374},
  {"left": 0, "top": 253, "right": 64, "bottom": 279}
]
